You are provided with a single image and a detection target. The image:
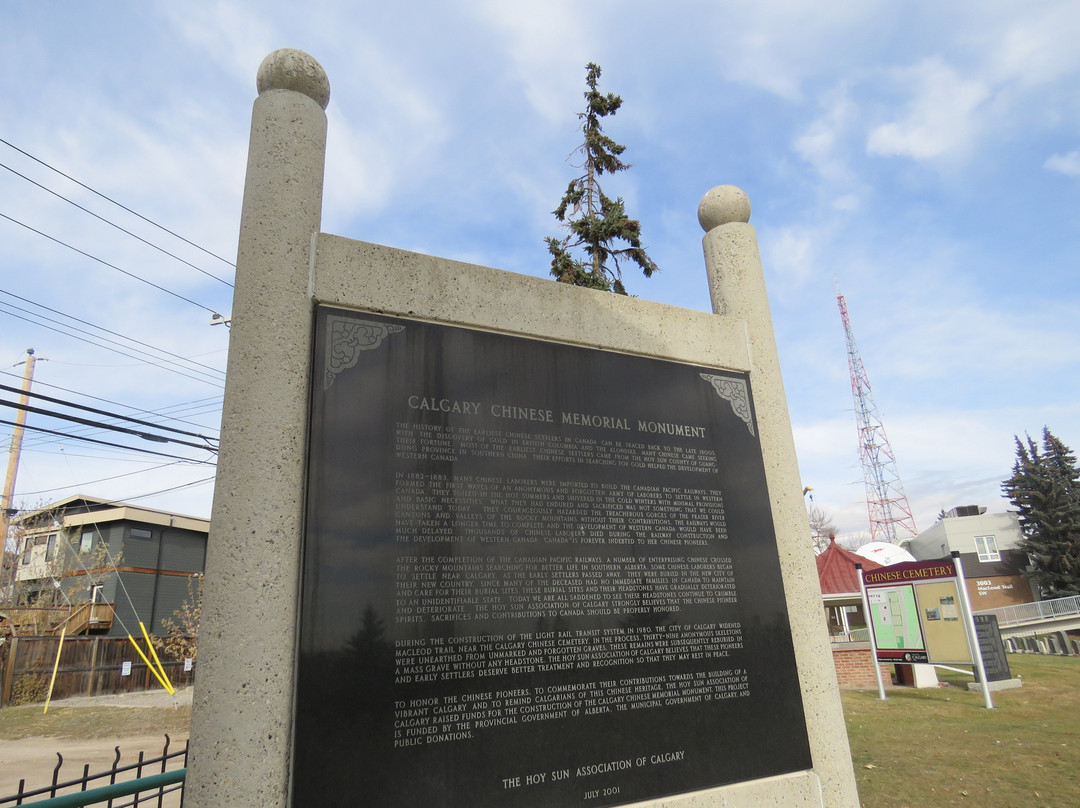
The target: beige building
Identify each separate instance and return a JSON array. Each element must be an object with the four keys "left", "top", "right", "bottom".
[{"left": 904, "top": 507, "right": 1033, "bottom": 610}]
